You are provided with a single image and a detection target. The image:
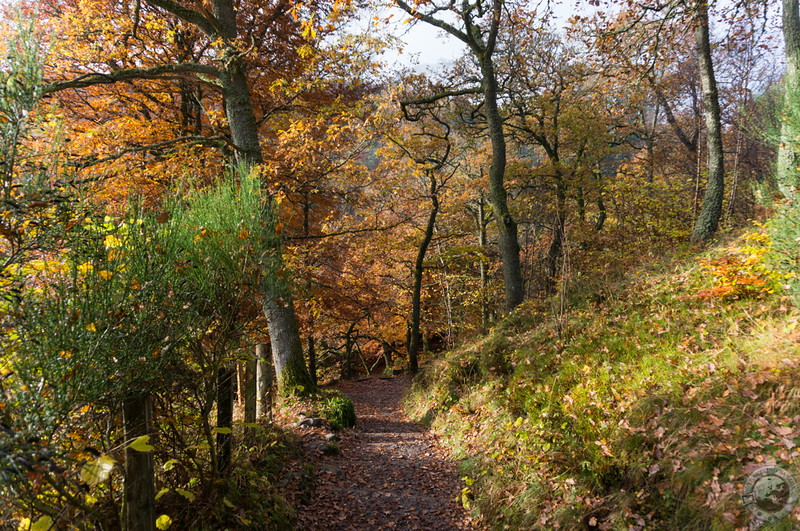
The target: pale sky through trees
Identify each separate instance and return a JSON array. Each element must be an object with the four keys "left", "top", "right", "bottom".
[{"left": 379, "top": 0, "right": 587, "bottom": 71}]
